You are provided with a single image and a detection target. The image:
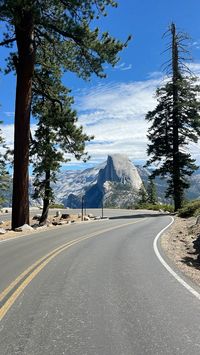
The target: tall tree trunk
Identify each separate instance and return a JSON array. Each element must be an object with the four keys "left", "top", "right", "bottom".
[
  {"left": 171, "top": 23, "right": 182, "bottom": 211},
  {"left": 39, "top": 170, "right": 51, "bottom": 225},
  {"left": 12, "top": 12, "right": 35, "bottom": 230}
]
